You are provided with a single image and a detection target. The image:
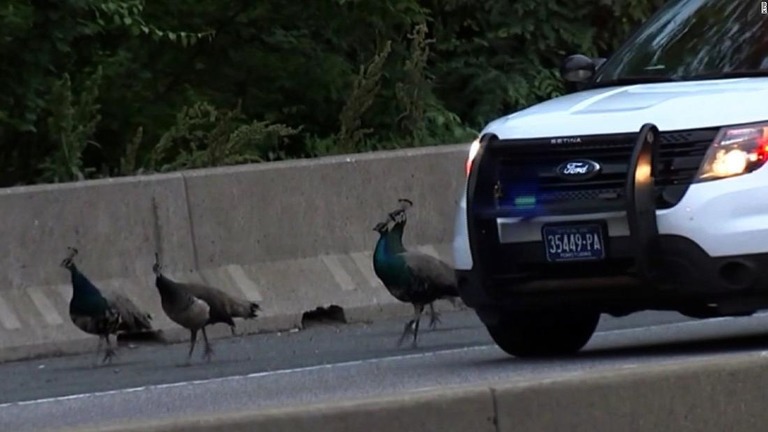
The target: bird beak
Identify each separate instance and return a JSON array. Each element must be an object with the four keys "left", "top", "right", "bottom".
[
  {"left": 388, "top": 208, "right": 406, "bottom": 224},
  {"left": 373, "top": 219, "right": 393, "bottom": 231}
]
